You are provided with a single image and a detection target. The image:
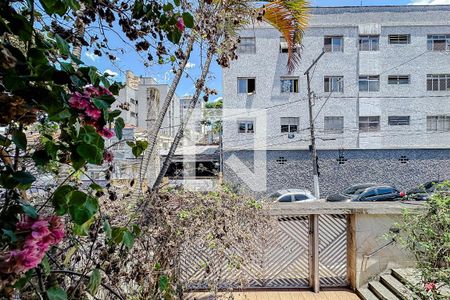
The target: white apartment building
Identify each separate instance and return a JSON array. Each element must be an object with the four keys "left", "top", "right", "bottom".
[{"left": 222, "top": 5, "right": 450, "bottom": 196}]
